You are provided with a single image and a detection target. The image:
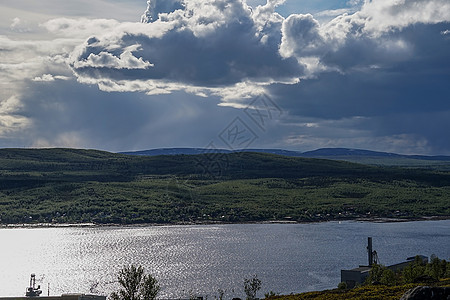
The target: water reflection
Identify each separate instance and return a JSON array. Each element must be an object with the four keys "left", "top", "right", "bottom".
[{"left": 0, "top": 221, "right": 449, "bottom": 298}]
